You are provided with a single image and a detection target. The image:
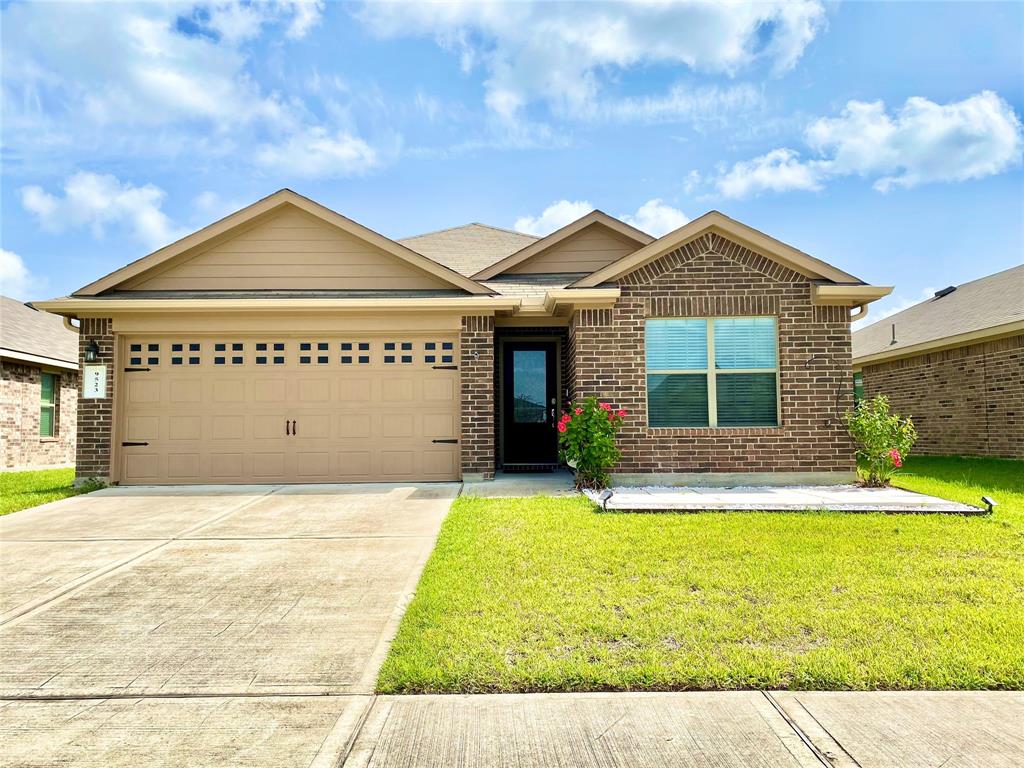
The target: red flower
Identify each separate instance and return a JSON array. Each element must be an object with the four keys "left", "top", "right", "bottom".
[
  {"left": 607, "top": 411, "right": 615, "bottom": 421},
  {"left": 889, "top": 449, "right": 902, "bottom": 468},
  {"left": 574, "top": 407, "right": 583, "bottom": 415},
  {"left": 557, "top": 421, "right": 567, "bottom": 433},
  {"left": 599, "top": 402, "right": 612, "bottom": 411},
  {"left": 617, "top": 409, "right": 627, "bottom": 418}
]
